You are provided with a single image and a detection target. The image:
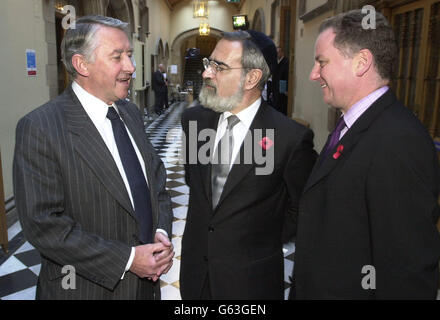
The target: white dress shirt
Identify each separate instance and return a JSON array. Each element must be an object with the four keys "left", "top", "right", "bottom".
[
  {"left": 72, "top": 81, "right": 165, "bottom": 278},
  {"left": 214, "top": 98, "right": 262, "bottom": 170}
]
